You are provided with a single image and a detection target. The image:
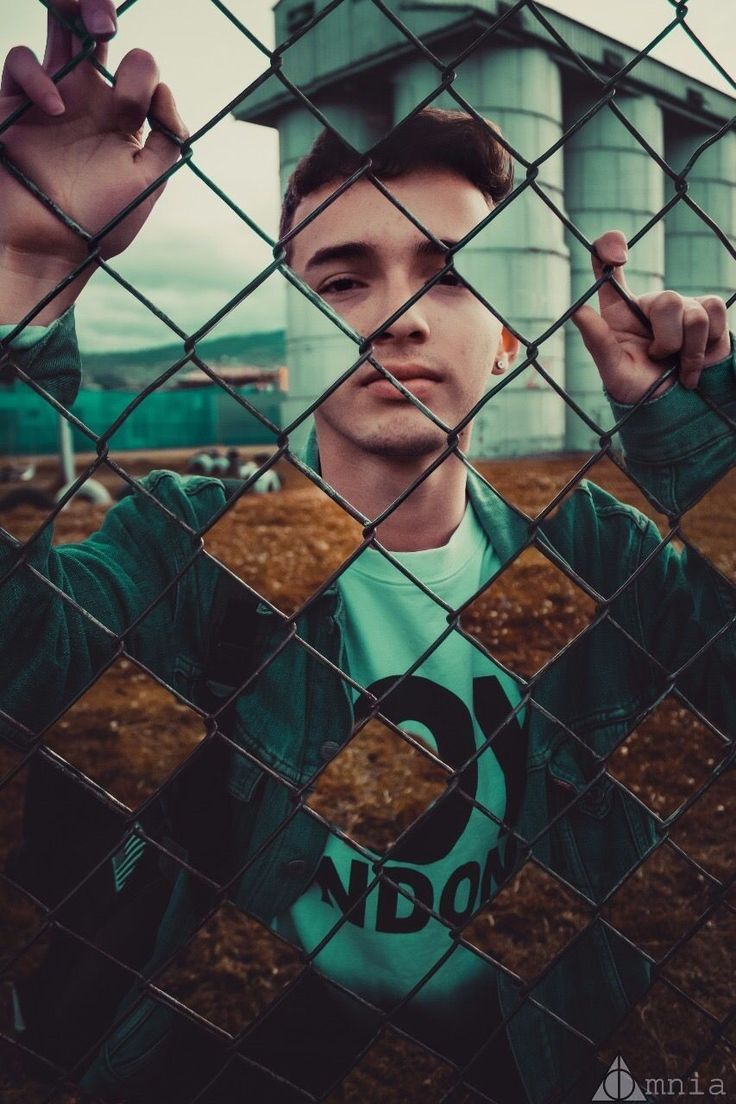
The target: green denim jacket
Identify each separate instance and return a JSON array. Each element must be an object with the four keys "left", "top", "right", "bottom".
[{"left": 2, "top": 310, "right": 735, "bottom": 1103}]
